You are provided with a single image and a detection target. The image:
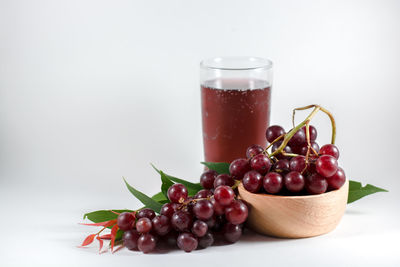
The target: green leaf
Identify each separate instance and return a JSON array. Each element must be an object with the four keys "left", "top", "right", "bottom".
[
  {"left": 151, "top": 191, "right": 168, "bottom": 203},
  {"left": 160, "top": 171, "right": 174, "bottom": 199},
  {"left": 201, "top": 162, "right": 230, "bottom": 175},
  {"left": 123, "top": 177, "right": 163, "bottom": 213},
  {"left": 348, "top": 180, "right": 388, "bottom": 204},
  {"left": 151, "top": 164, "right": 202, "bottom": 196},
  {"left": 83, "top": 209, "right": 133, "bottom": 222}
]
